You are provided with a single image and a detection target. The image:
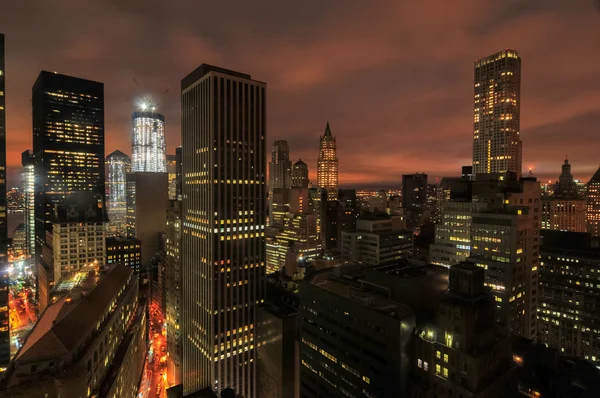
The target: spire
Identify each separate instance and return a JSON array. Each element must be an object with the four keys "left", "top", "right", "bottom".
[{"left": 323, "top": 121, "right": 333, "bottom": 139}]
